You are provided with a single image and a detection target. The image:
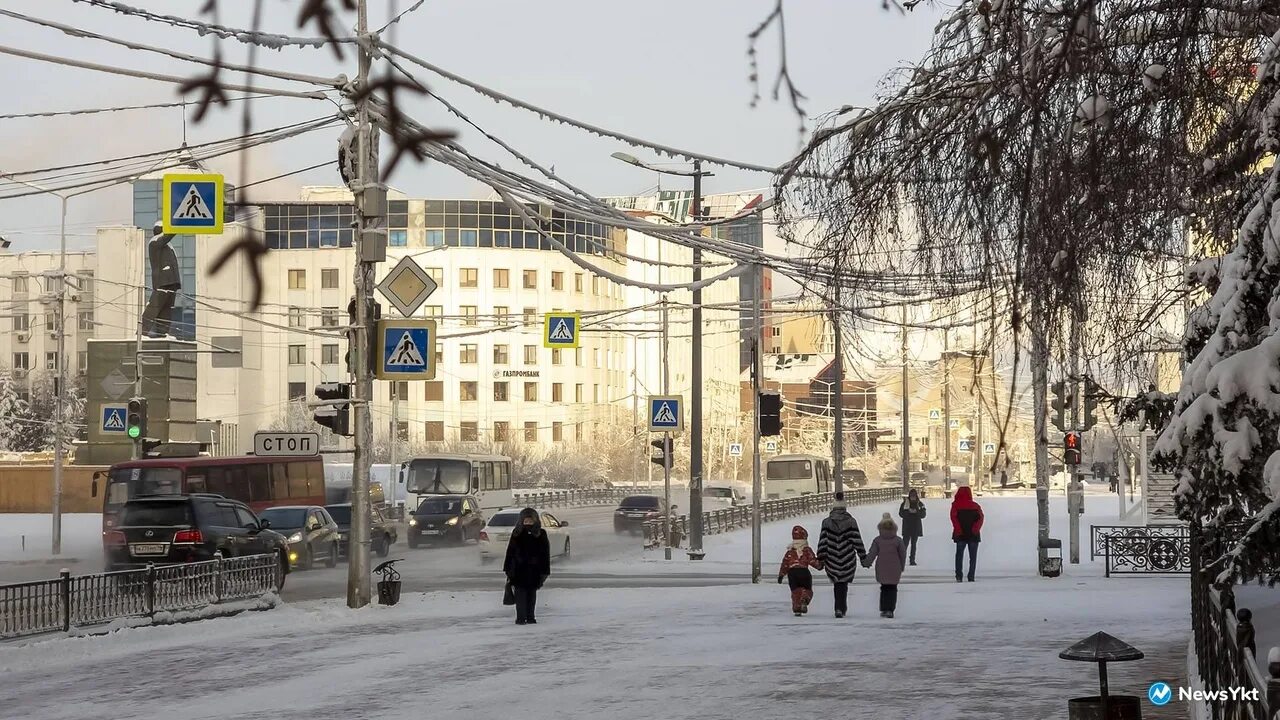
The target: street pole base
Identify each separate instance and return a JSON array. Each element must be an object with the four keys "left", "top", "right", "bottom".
[
  {"left": 664, "top": 548, "right": 672, "bottom": 560},
  {"left": 686, "top": 549, "right": 705, "bottom": 561}
]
